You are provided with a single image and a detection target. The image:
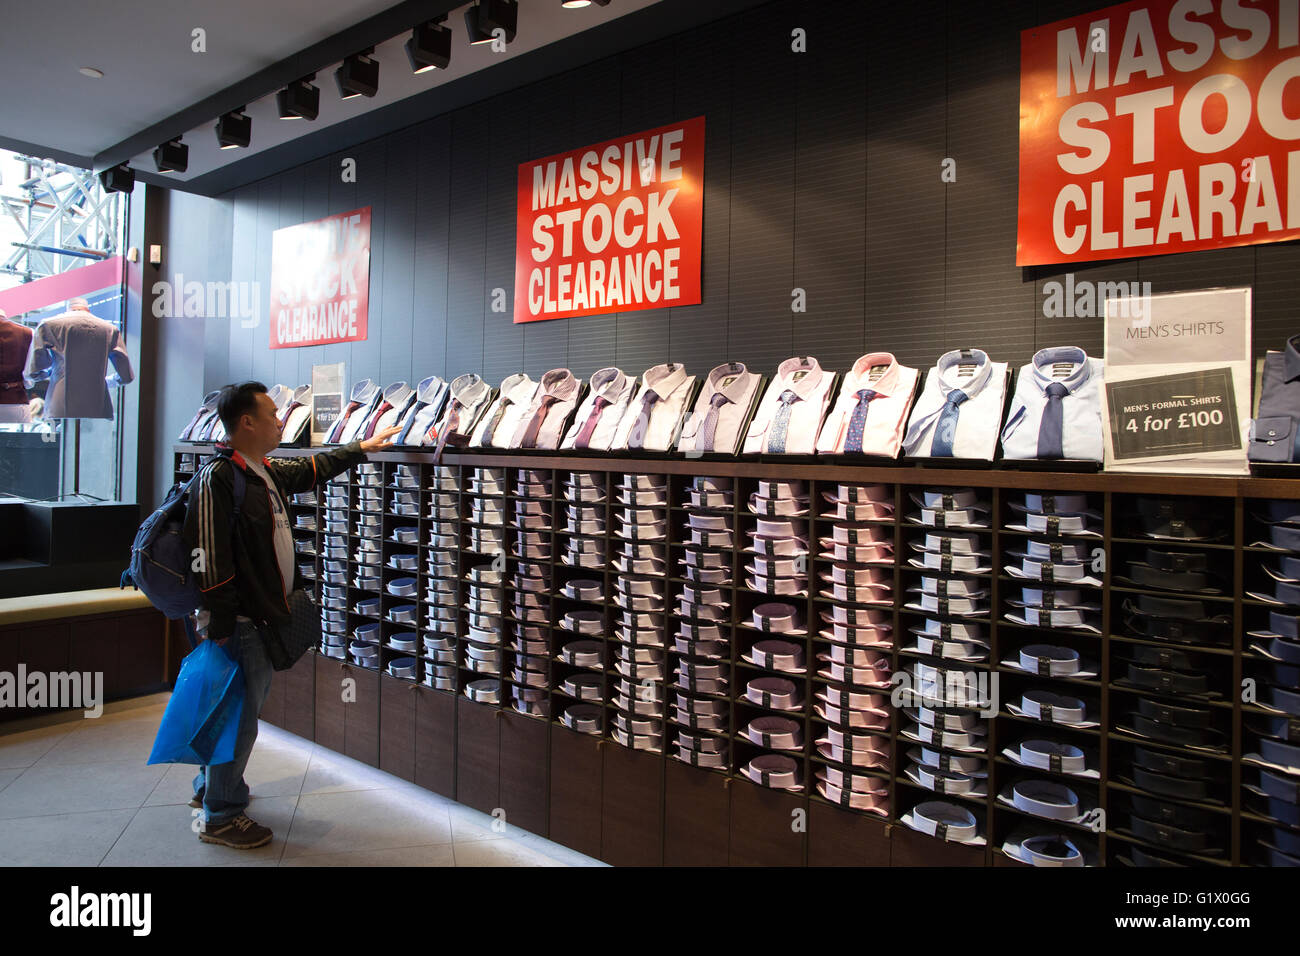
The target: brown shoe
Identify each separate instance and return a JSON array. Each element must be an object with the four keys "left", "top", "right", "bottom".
[{"left": 198, "top": 813, "right": 273, "bottom": 849}]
